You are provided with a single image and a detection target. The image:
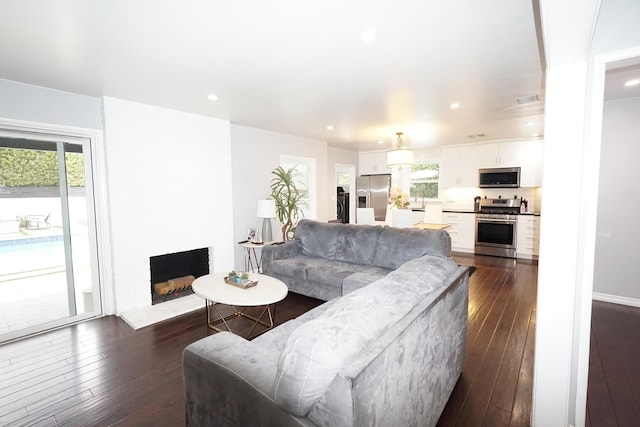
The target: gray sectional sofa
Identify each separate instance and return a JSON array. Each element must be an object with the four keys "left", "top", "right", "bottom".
[
  {"left": 183, "top": 253, "right": 470, "bottom": 427},
  {"left": 261, "top": 219, "right": 452, "bottom": 301}
]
